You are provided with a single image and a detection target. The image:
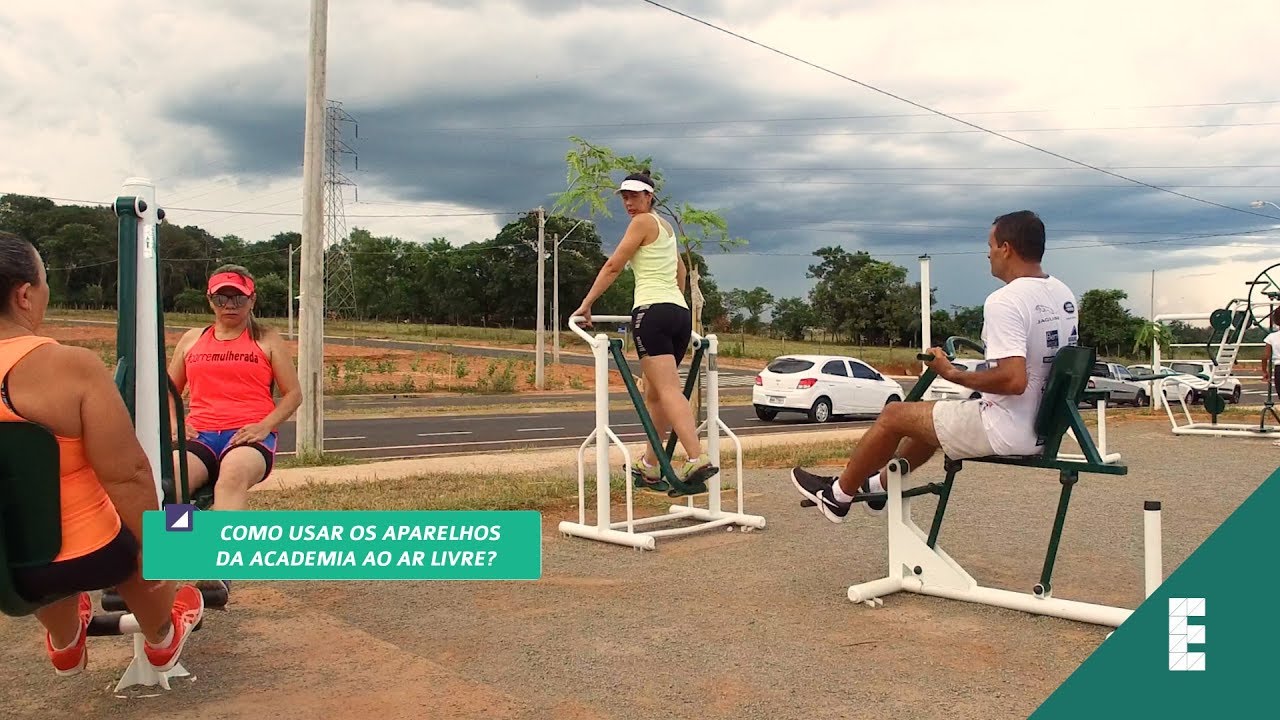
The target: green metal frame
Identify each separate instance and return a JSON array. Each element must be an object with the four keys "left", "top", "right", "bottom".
[
  {"left": 822, "top": 336, "right": 1132, "bottom": 597},
  {"left": 609, "top": 338, "right": 708, "bottom": 498}
]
